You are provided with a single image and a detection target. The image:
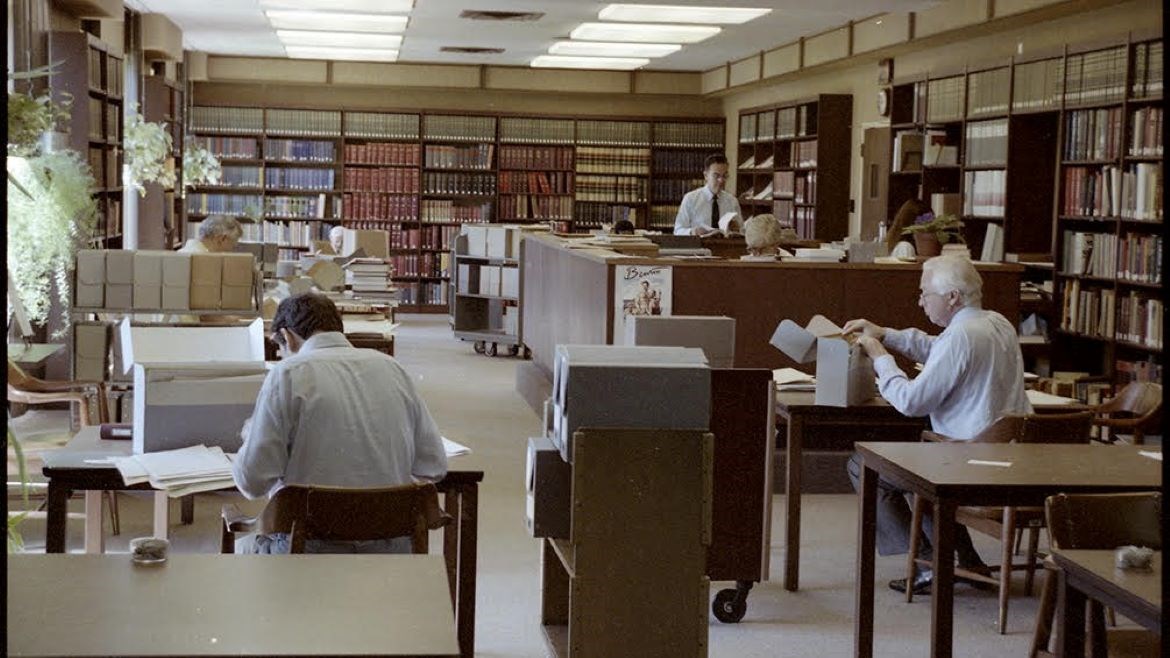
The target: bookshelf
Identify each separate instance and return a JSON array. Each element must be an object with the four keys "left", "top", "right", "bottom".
[
  {"left": 736, "top": 94, "right": 852, "bottom": 240},
  {"left": 189, "top": 106, "right": 722, "bottom": 312},
  {"left": 50, "top": 31, "right": 124, "bottom": 248},
  {"left": 140, "top": 74, "right": 184, "bottom": 250}
]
